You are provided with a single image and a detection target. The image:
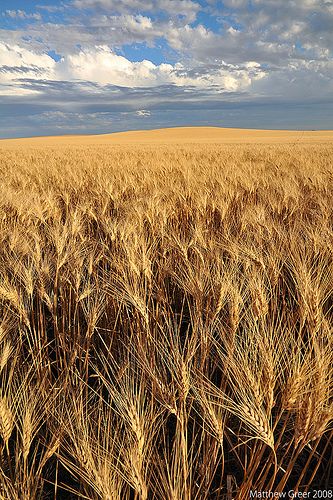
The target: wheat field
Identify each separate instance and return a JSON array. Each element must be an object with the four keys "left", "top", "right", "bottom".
[{"left": 0, "top": 128, "right": 333, "bottom": 498}]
